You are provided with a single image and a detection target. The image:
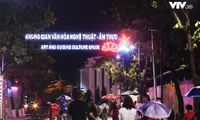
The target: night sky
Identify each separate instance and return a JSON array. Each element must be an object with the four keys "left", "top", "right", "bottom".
[
  {"left": 24, "top": 0, "right": 199, "bottom": 84},
  {"left": 26, "top": 0, "right": 113, "bottom": 83}
]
